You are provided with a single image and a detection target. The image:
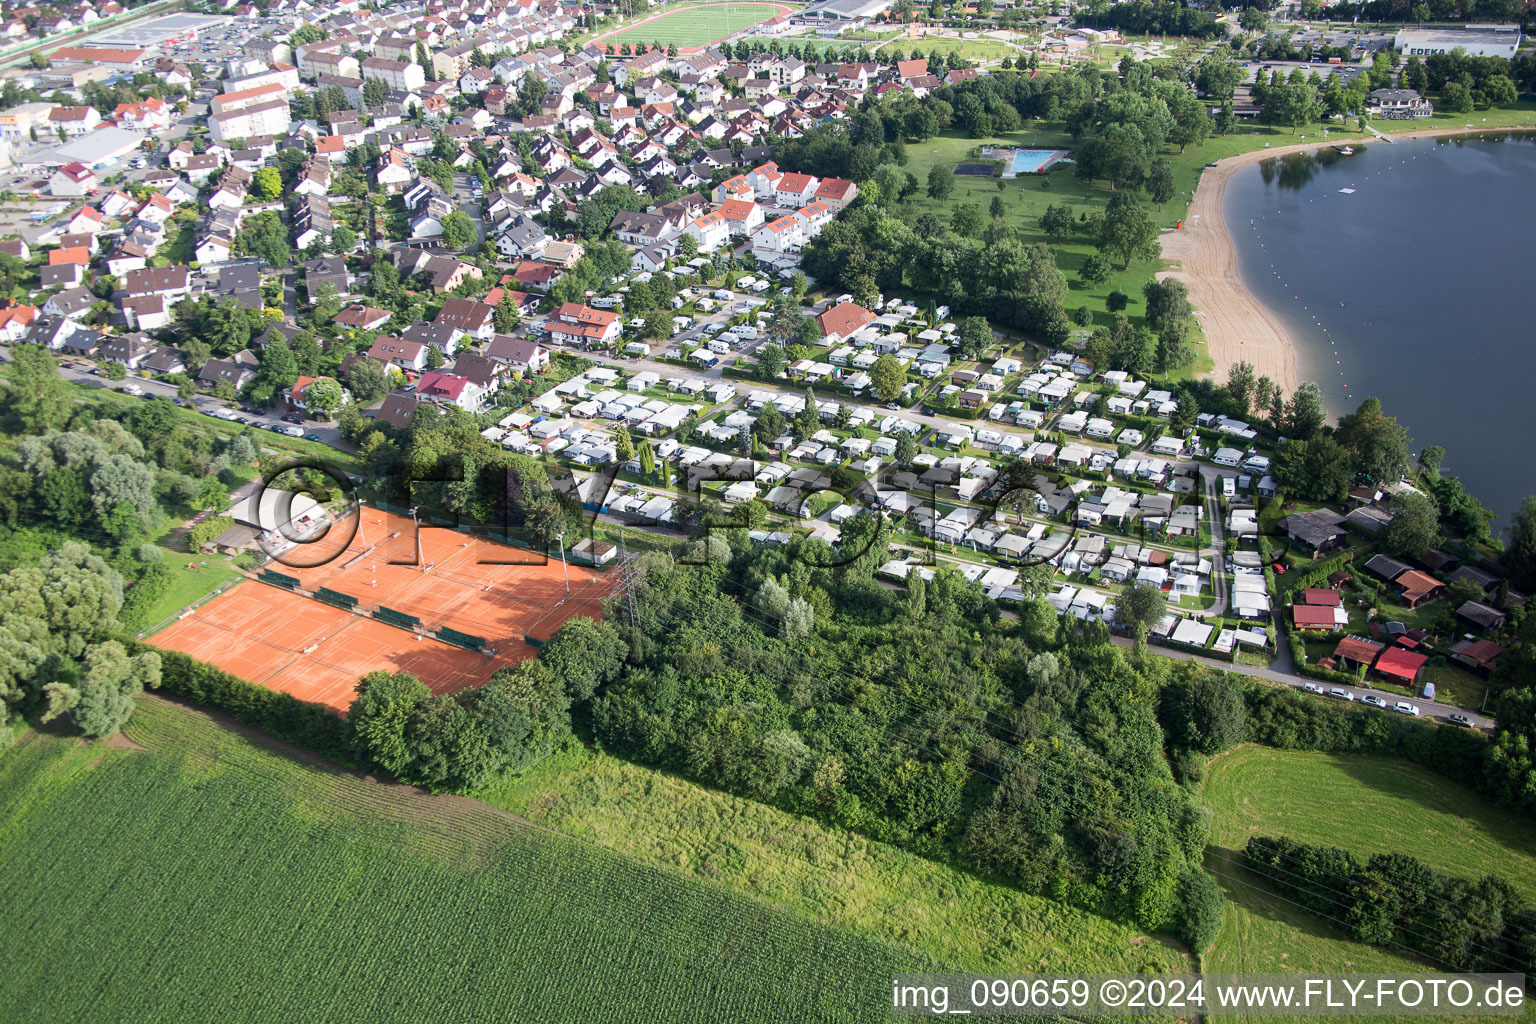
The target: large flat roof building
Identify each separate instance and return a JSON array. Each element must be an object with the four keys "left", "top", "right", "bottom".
[{"left": 1393, "top": 25, "right": 1521, "bottom": 59}]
